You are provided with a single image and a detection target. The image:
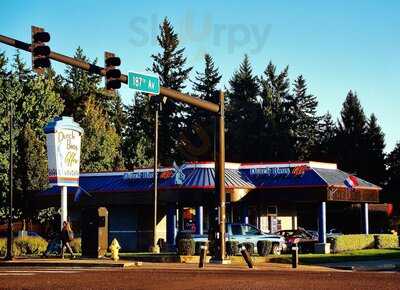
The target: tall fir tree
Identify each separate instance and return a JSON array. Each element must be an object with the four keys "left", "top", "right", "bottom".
[
  {"left": 385, "top": 143, "right": 400, "bottom": 207},
  {"left": 123, "top": 95, "right": 154, "bottom": 169},
  {"left": 336, "top": 90, "right": 368, "bottom": 175},
  {"left": 290, "top": 75, "right": 320, "bottom": 160},
  {"left": 363, "top": 114, "right": 386, "bottom": 186},
  {"left": 259, "top": 62, "right": 293, "bottom": 161},
  {"left": 124, "top": 17, "right": 192, "bottom": 166},
  {"left": 312, "top": 112, "right": 337, "bottom": 162},
  {"left": 151, "top": 18, "right": 192, "bottom": 164},
  {"left": 62, "top": 47, "right": 101, "bottom": 120},
  {"left": 188, "top": 53, "right": 222, "bottom": 161},
  {"left": 226, "top": 55, "right": 262, "bottom": 161}
]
